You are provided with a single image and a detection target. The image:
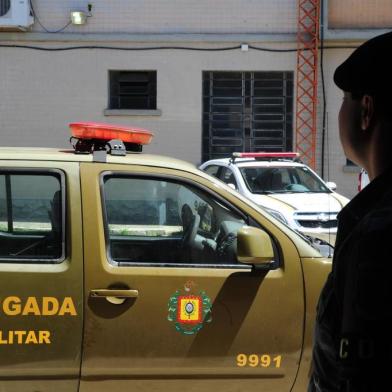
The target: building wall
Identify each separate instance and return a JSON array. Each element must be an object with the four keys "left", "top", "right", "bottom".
[
  {"left": 29, "top": 0, "right": 297, "bottom": 34},
  {"left": 328, "top": 0, "right": 392, "bottom": 29},
  {"left": 0, "top": 41, "right": 297, "bottom": 165},
  {"left": 320, "top": 47, "right": 359, "bottom": 198},
  {"left": 1, "top": 0, "right": 389, "bottom": 199}
]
